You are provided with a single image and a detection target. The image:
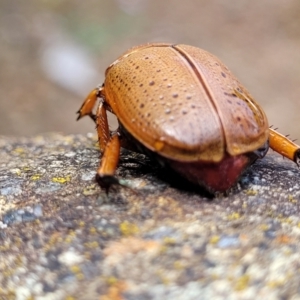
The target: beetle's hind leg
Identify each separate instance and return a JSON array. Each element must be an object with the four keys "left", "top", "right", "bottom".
[{"left": 269, "top": 128, "right": 300, "bottom": 166}]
